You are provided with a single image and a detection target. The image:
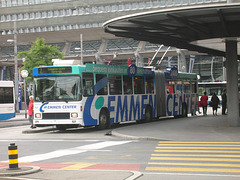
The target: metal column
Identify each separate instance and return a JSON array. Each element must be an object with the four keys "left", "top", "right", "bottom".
[{"left": 225, "top": 39, "right": 240, "bottom": 126}]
